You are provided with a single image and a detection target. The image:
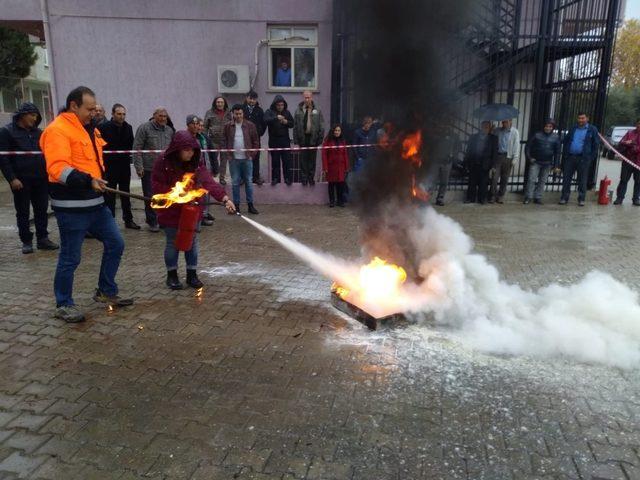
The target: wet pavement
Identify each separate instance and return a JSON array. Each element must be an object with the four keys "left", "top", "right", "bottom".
[{"left": 0, "top": 189, "right": 639, "bottom": 480}]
